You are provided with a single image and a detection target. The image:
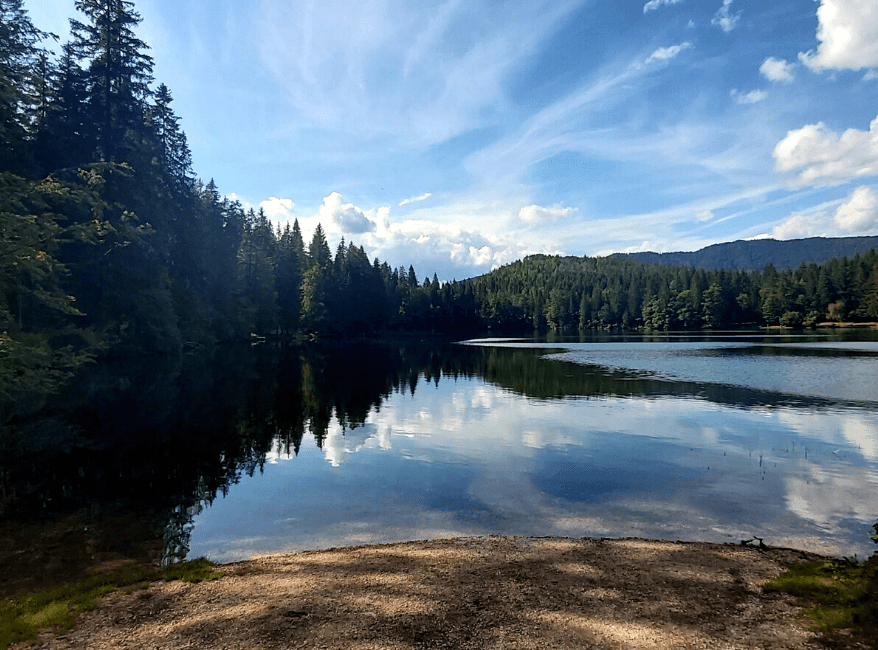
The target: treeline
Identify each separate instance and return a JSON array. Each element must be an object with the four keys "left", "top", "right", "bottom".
[{"left": 463, "top": 252, "right": 878, "bottom": 331}]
